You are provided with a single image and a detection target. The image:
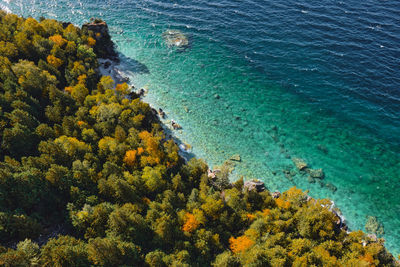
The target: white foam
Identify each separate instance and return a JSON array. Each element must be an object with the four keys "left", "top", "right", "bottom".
[{"left": 0, "top": 4, "right": 12, "bottom": 13}]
